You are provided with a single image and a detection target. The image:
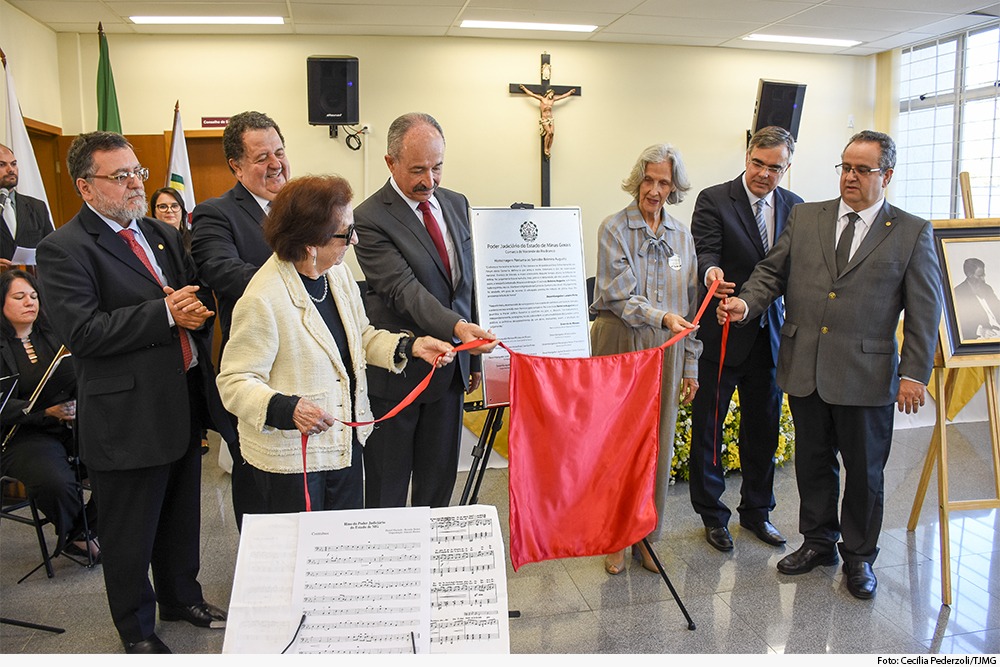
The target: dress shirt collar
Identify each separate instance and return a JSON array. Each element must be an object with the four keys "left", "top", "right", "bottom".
[
  {"left": 389, "top": 176, "right": 442, "bottom": 218},
  {"left": 741, "top": 174, "right": 775, "bottom": 210},
  {"left": 837, "top": 197, "right": 885, "bottom": 228}
]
